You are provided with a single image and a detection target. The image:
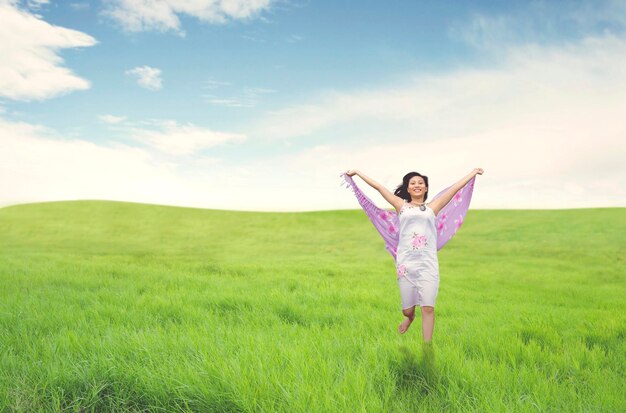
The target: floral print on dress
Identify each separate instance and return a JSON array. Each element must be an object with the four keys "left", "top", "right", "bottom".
[
  {"left": 410, "top": 233, "right": 428, "bottom": 249},
  {"left": 397, "top": 264, "right": 407, "bottom": 278}
]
